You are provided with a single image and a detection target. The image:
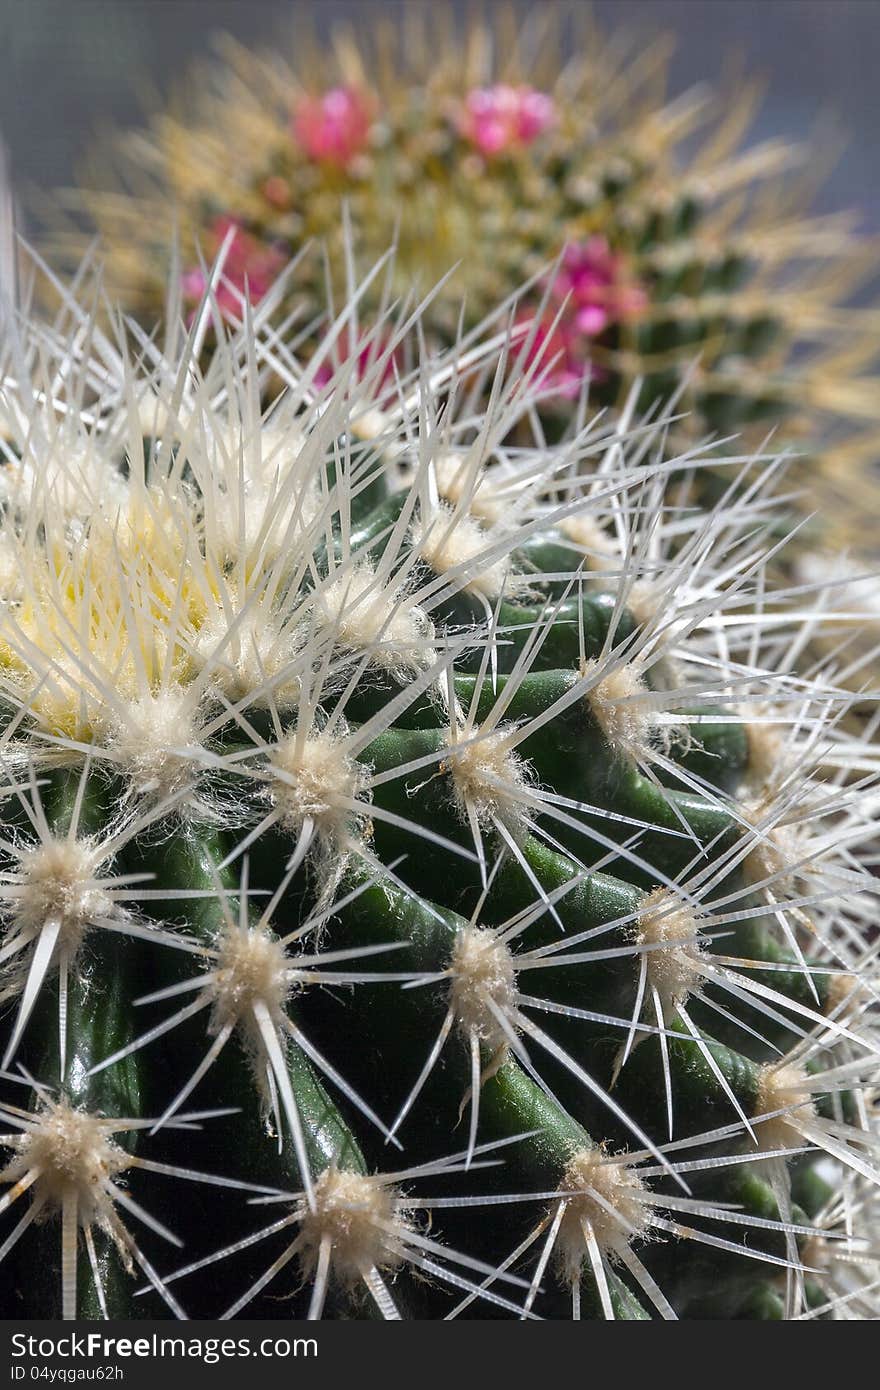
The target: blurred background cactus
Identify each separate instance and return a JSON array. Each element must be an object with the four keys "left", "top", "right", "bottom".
[{"left": 23, "top": 0, "right": 880, "bottom": 562}]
